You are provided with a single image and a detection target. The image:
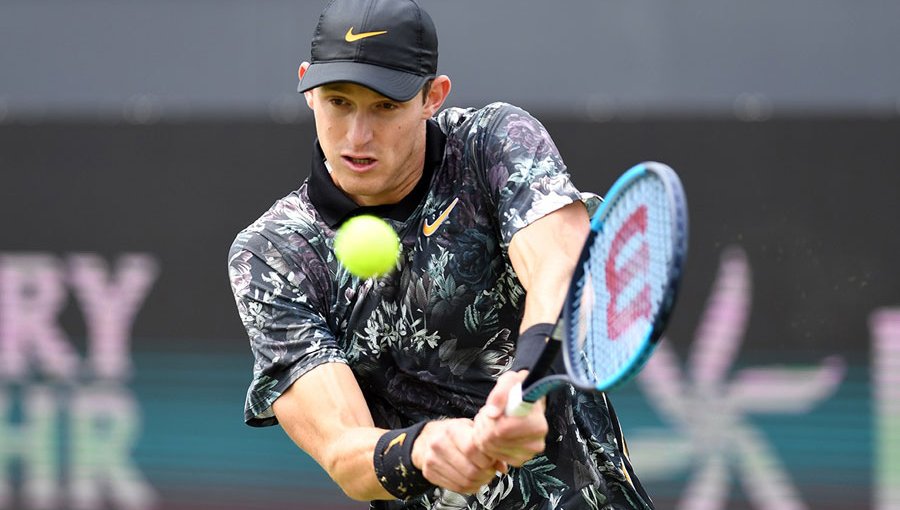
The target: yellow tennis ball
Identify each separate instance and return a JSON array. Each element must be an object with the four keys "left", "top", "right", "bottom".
[{"left": 334, "top": 215, "right": 401, "bottom": 278}]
